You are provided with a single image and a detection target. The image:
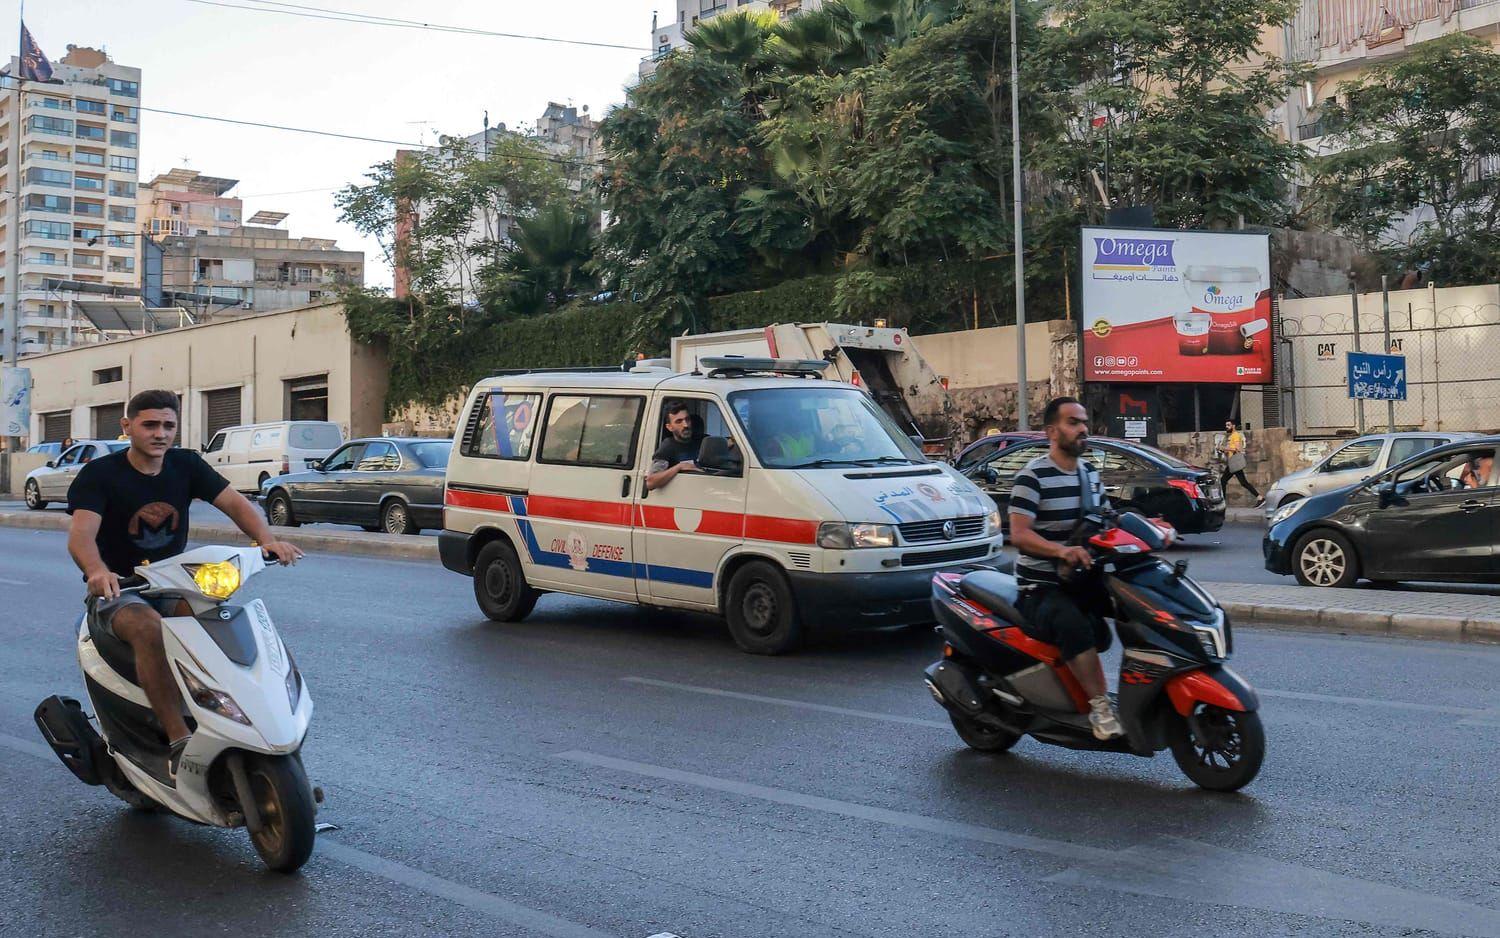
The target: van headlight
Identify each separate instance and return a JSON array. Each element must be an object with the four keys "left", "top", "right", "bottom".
[
  {"left": 817, "top": 522, "right": 895, "bottom": 549},
  {"left": 1269, "top": 498, "right": 1310, "bottom": 526},
  {"left": 186, "top": 560, "right": 241, "bottom": 600}
]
